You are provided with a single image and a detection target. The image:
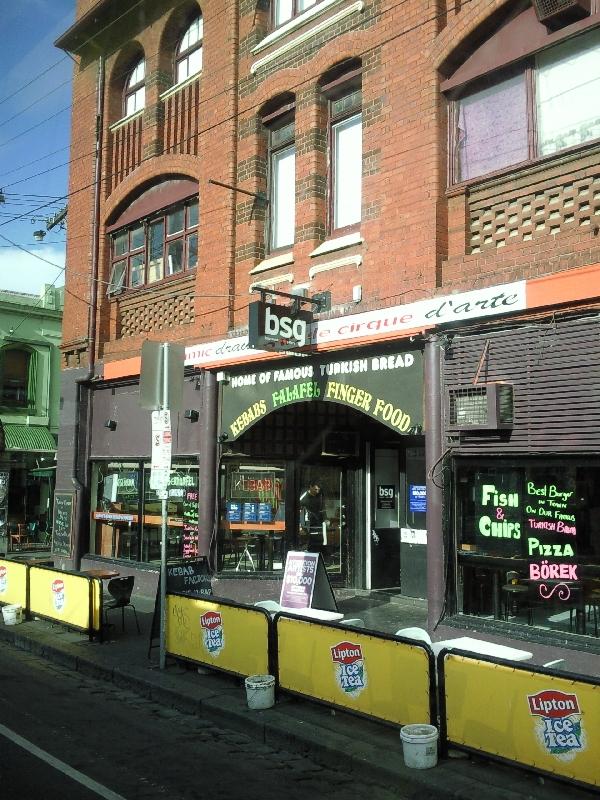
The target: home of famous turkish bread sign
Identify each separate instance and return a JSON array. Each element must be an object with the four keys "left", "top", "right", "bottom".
[{"left": 220, "top": 350, "right": 423, "bottom": 440}]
